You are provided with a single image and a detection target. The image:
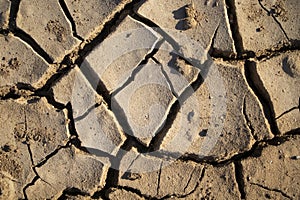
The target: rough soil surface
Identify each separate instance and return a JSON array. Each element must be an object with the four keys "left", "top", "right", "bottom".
[{"left": 0, "top": 0, "right": 299, "bottom": 199}]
